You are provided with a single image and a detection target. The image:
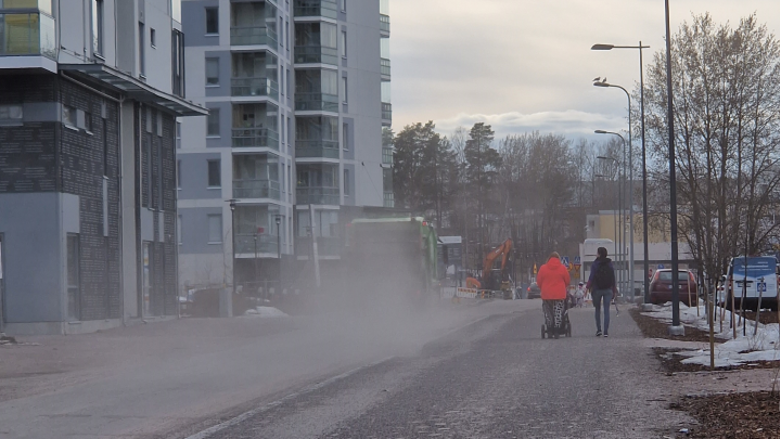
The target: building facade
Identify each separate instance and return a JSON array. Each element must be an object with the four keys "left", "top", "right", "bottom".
[
  {"left": 0, "top": 0, "right": 206, "bottom": 335},
  {"left": 178, "top": 0, "right": 392, "bottom": 289}
]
